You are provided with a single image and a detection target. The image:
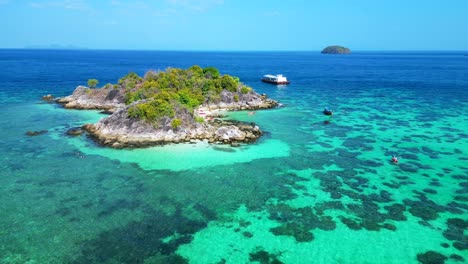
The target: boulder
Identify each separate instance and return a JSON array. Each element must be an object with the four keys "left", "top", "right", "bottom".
[
  {"left": 66, "top": 127, "right": 84, "bottom": 136},
  {"left": 57, "top": 85, "right": 125, "bottom": 110},
  {"left": 41, "top": 94, "right": 55, "bottom": 102}
]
